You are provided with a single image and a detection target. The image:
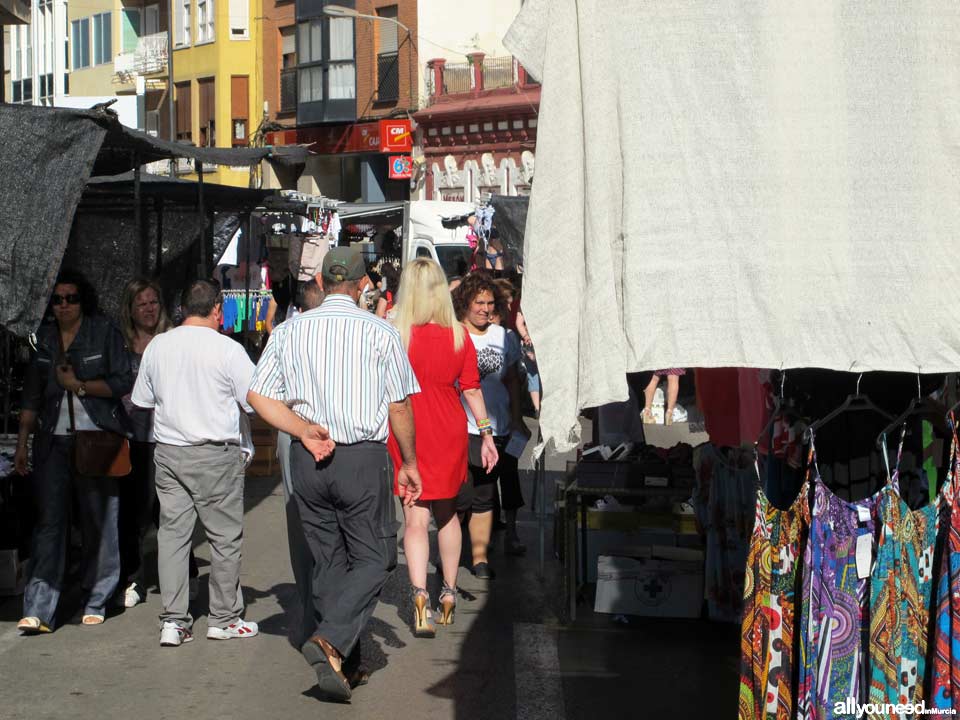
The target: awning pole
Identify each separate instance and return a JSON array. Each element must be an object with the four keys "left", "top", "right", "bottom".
[
  {"left": 244, "top": 213, "right": 253, "bottom": 350},
  {"left": 133, "top": 152, "right": 146, "bottom": 275},
  {"left": 155, "top": 197, "right": 164, "bottom": 276},
  {"left": 196, "top": 159, "right": 206, "bottom": 277}
]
